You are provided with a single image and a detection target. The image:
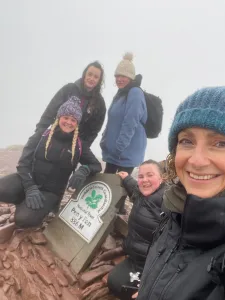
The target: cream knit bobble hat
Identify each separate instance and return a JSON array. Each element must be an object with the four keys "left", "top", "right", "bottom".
[{"left": 114, "top": 52, "right": 135, "bottom": 80}]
